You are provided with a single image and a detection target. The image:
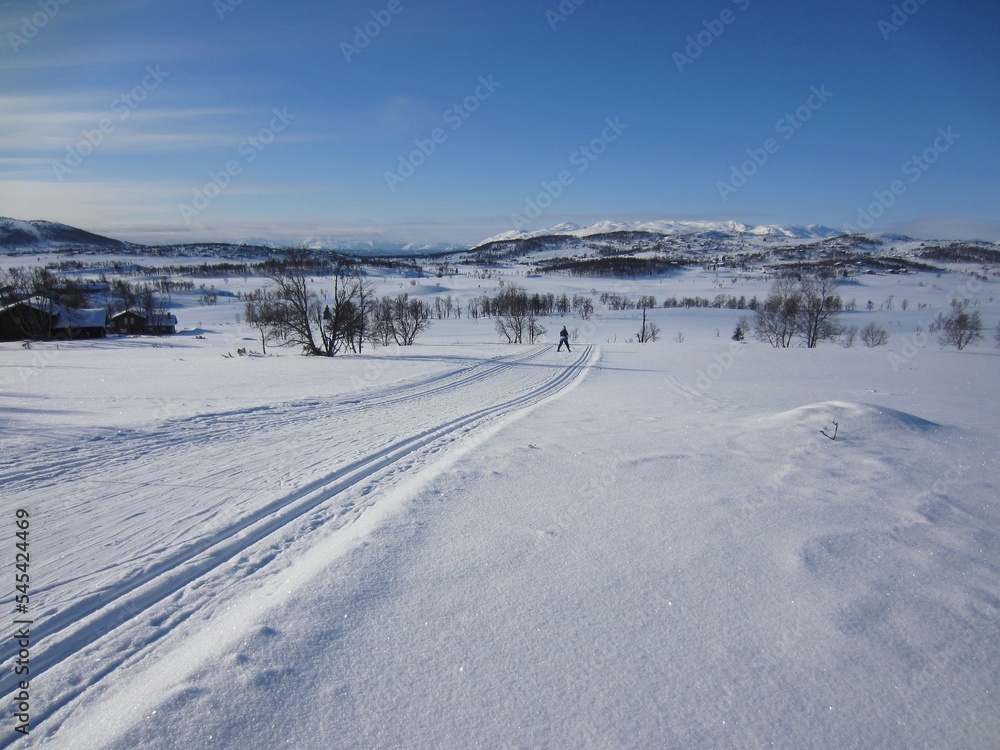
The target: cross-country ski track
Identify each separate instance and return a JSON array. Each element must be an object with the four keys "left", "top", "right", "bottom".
[{"left": 1, "top": 344, "right": 596, "bottom": 746}]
